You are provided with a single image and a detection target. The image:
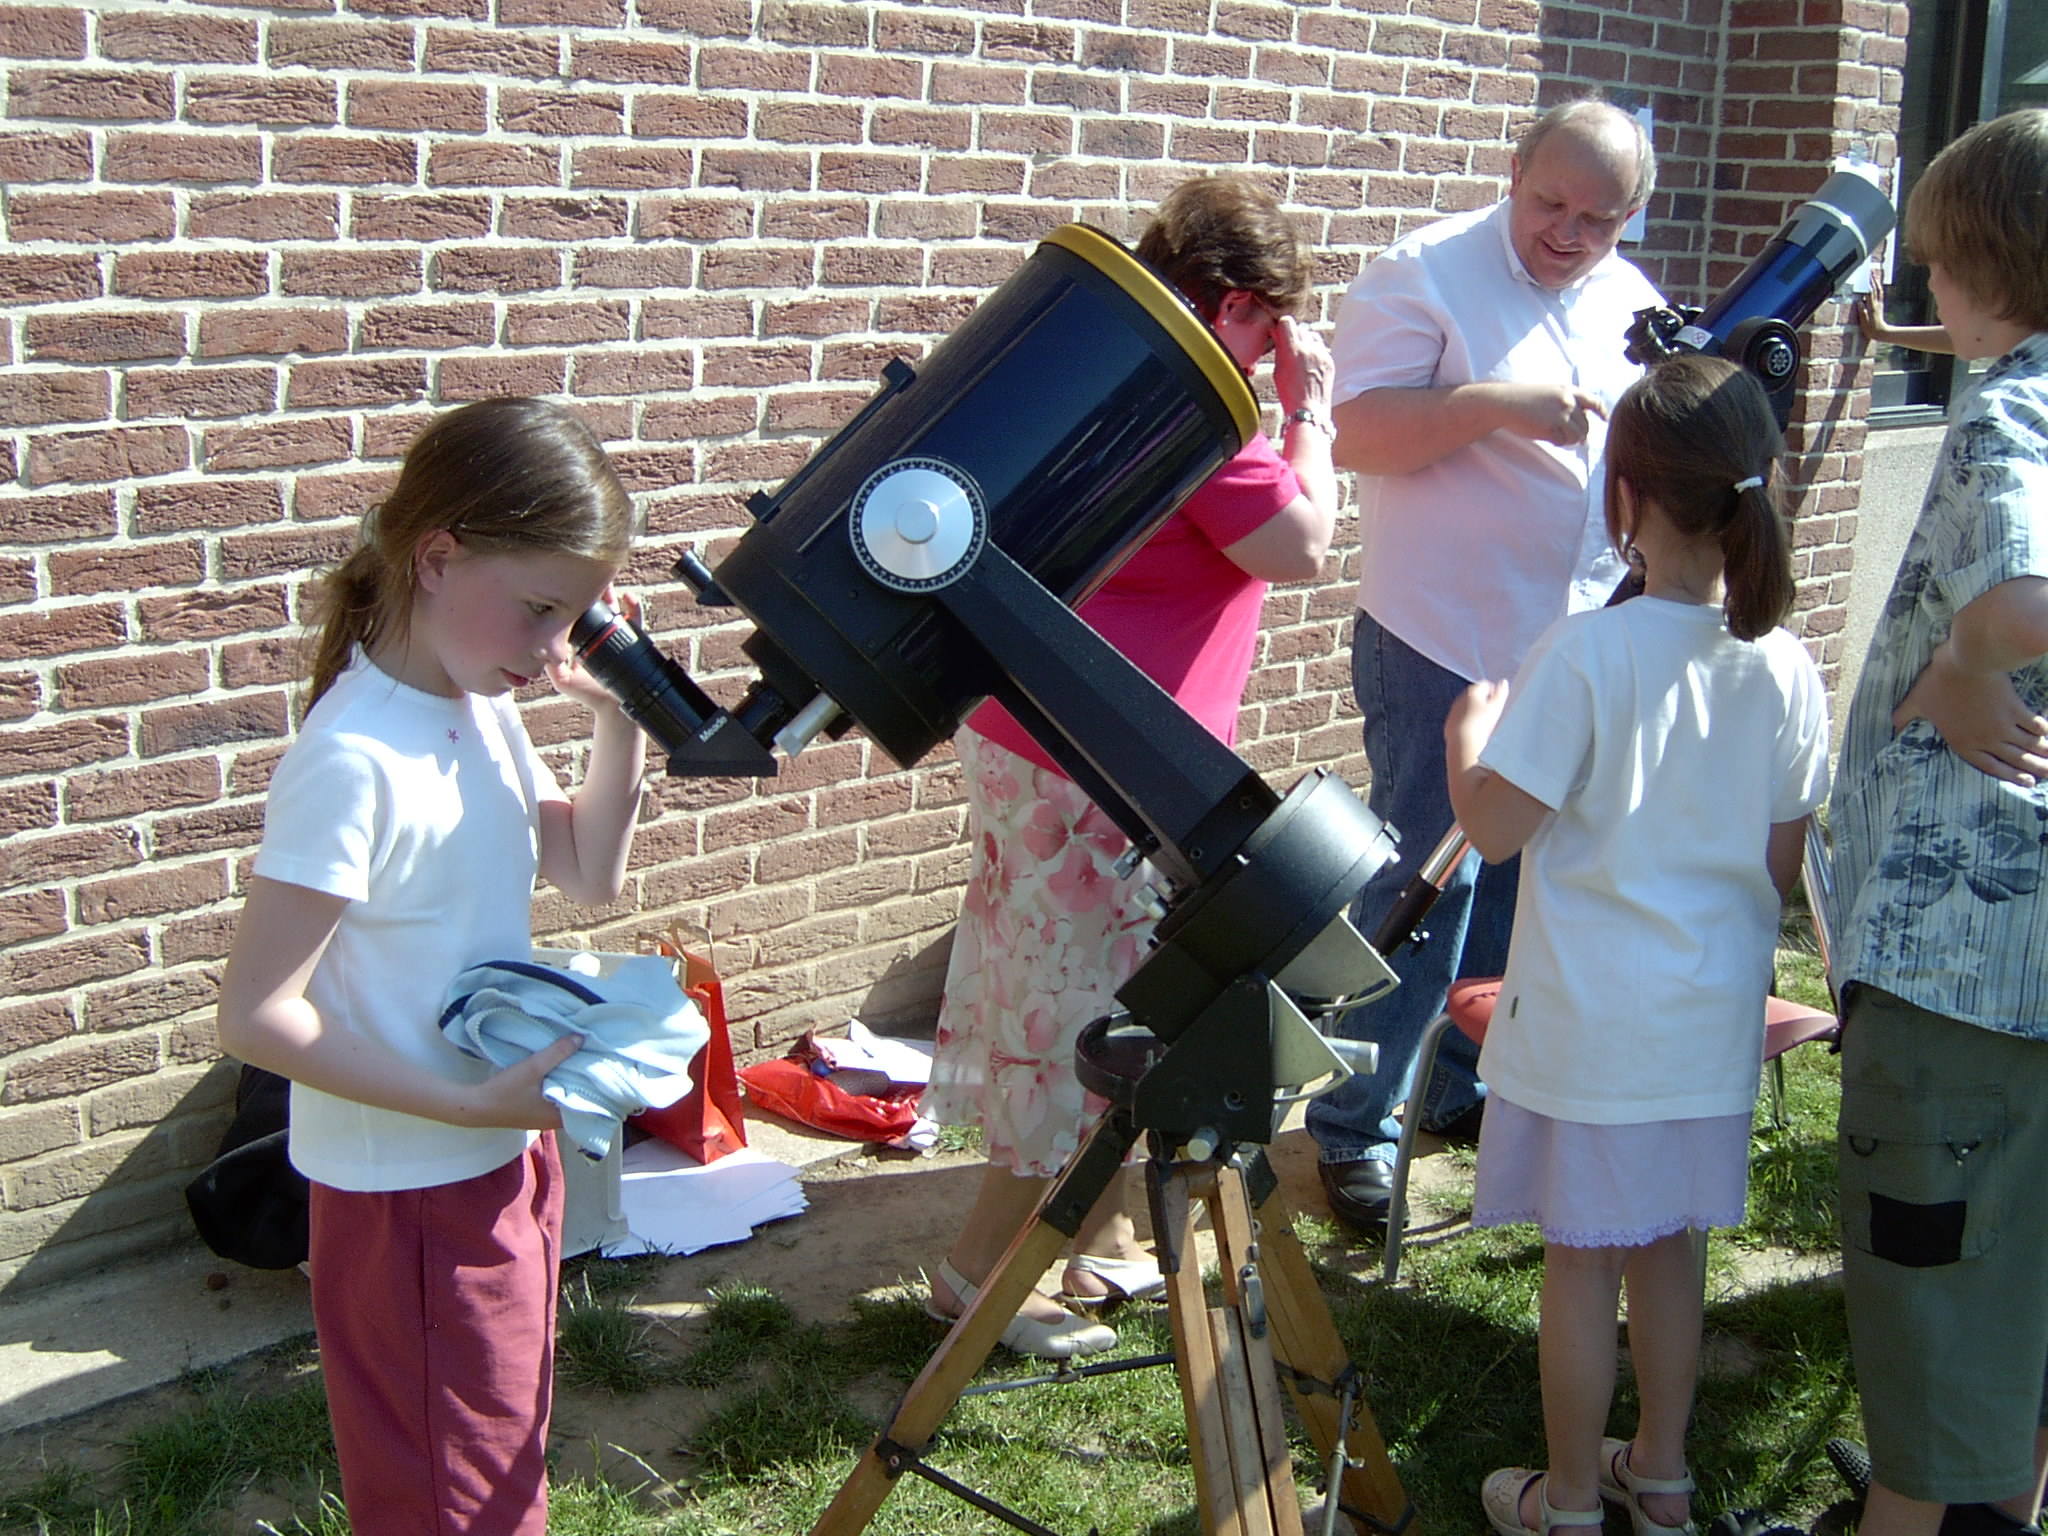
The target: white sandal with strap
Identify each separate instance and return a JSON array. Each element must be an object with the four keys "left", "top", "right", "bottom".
[
  {"left": 1481, "top": 1469, "right": 1606, "bottom": 1536},
  {"left": 1055, "top": 1252, "right": 1167, "bottom": 1308},
  {"left": 923, "top": 1260, "right": 1118, "bottom": 1361},
  {"left": 1599, "top": 1438, "right": 1698, "bottom": 1536}
]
